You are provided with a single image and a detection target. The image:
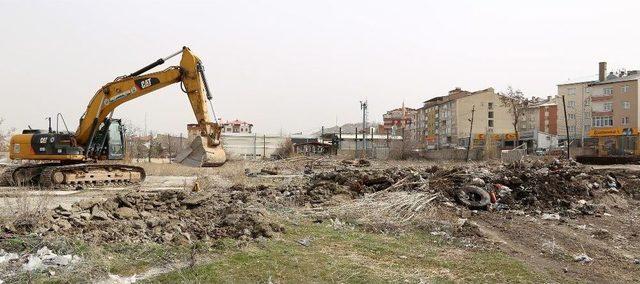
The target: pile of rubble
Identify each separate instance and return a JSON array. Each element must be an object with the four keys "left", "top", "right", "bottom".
[
  {"left": 0, "top": 246, "right": 81, "bottom": 280},
  {"left": 4, "top": 189, "right": 283, "bottom": 244},
  {"left": 277, "top": 158, "right": 631, "bottom": 212}
]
